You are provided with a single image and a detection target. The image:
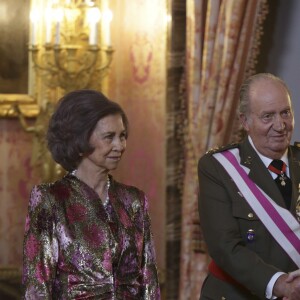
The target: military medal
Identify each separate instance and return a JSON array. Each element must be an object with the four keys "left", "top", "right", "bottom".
[
  {"left": 268, "top": 161, "right": 287, "bottom": 186},
  {"left": 279, "top": 173, "right": 287, "bottom": 186},
  {"left": 246, "top": 229, "right": 255, "bottom": 242}
]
